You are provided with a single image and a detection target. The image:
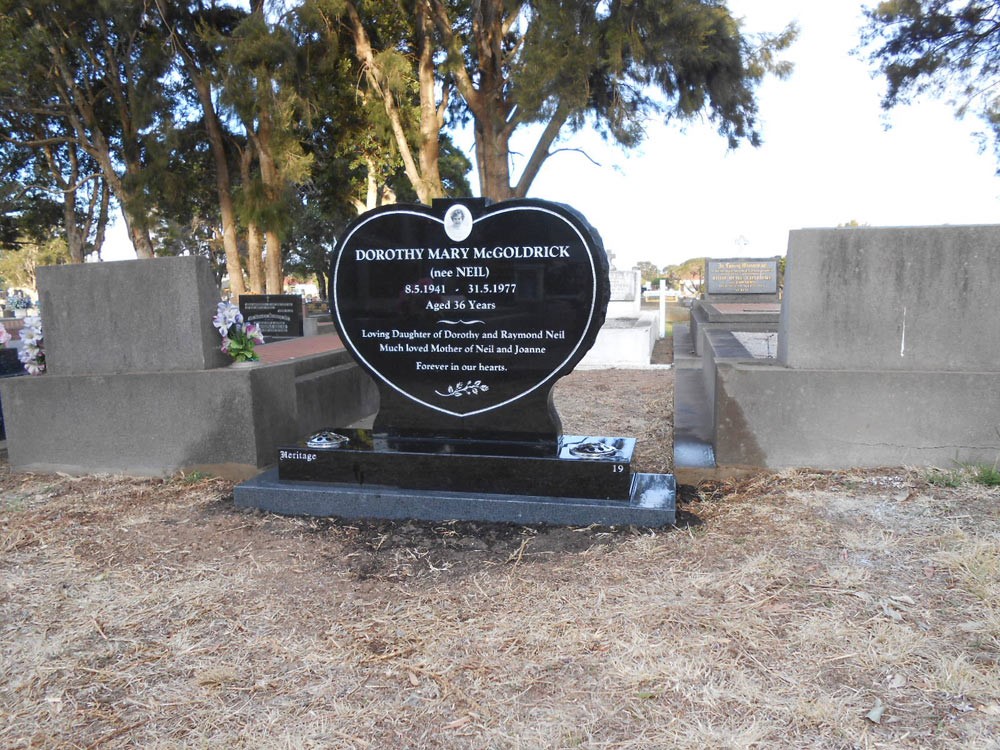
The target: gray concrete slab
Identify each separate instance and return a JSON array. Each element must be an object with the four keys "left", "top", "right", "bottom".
[
  {"left": 714, "top": 362, "right": 1000, "bottom": 469},
  {"left": 780, "top": 226, "right": 1000, "bottom": 371},
  {"left": 38, "top": 256, "right": 227, "bottom": 375},
  {"left": 235, "top": 468, "right": 676, "bottom": 527}
]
